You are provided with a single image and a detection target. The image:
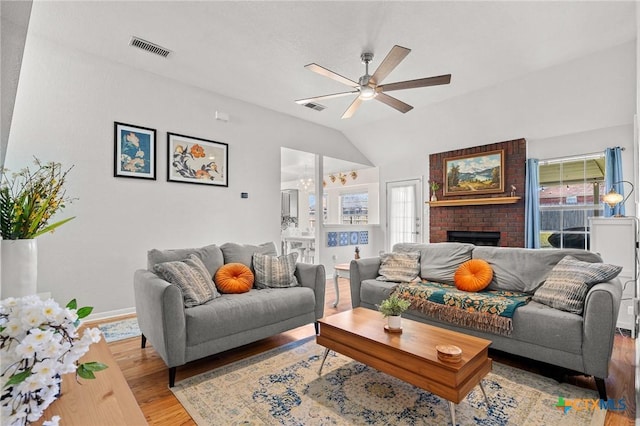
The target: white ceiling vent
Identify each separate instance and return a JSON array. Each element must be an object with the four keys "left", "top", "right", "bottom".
[
  {"left": 129, "top": 36, "right": 171, "bottom": 58},
  {"left": 302, "top": 102, "right": 326, "bottom": 112}
]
